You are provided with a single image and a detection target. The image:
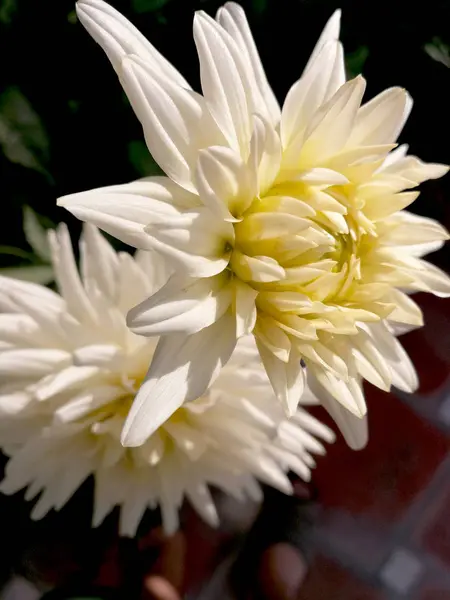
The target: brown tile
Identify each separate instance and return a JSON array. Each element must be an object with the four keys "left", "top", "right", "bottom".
[
  {"left": 311, "top": 388, "right": 449, "bottom": 521},
  {"left": 298, "top": 556, "right": 383, "bottom": 599},
  {"left": 421, "top": 487, "right": 450, "bottom": 567}
]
